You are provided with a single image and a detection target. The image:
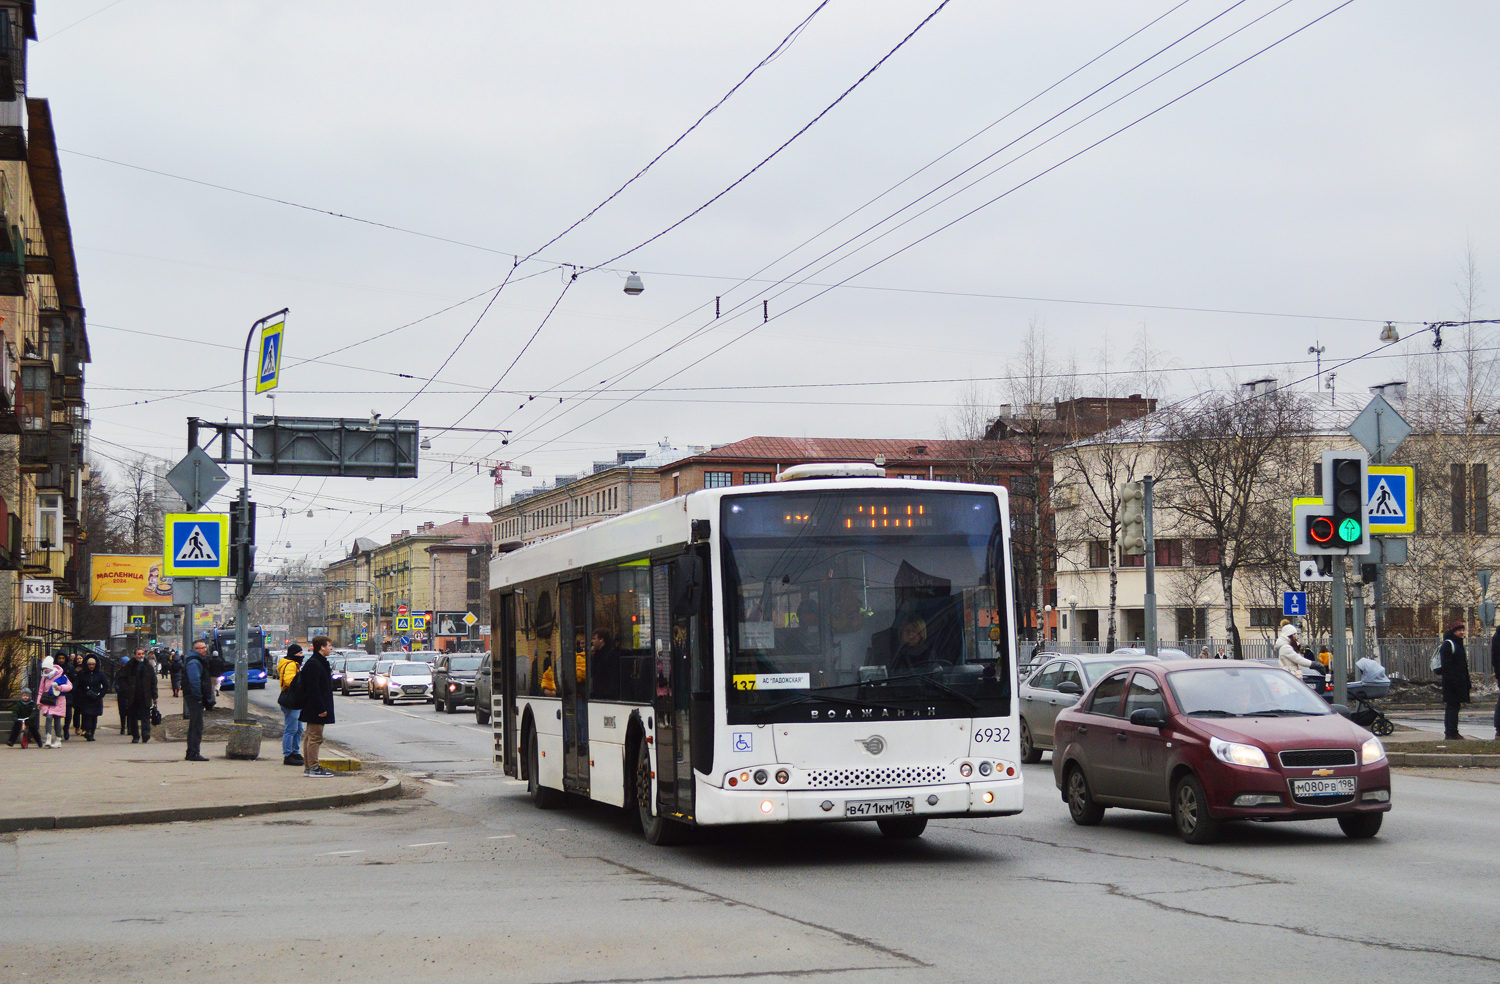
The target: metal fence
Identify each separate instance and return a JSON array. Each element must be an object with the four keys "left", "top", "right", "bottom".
[{"left": 1045, "top": 635, "right": 1494, "bottom": 685}]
